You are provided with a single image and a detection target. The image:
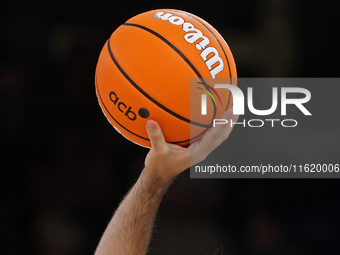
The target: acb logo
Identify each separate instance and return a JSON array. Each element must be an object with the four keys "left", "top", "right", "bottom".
[{"left": 109, "top": 91, "right": 150, "bottom": 121}]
